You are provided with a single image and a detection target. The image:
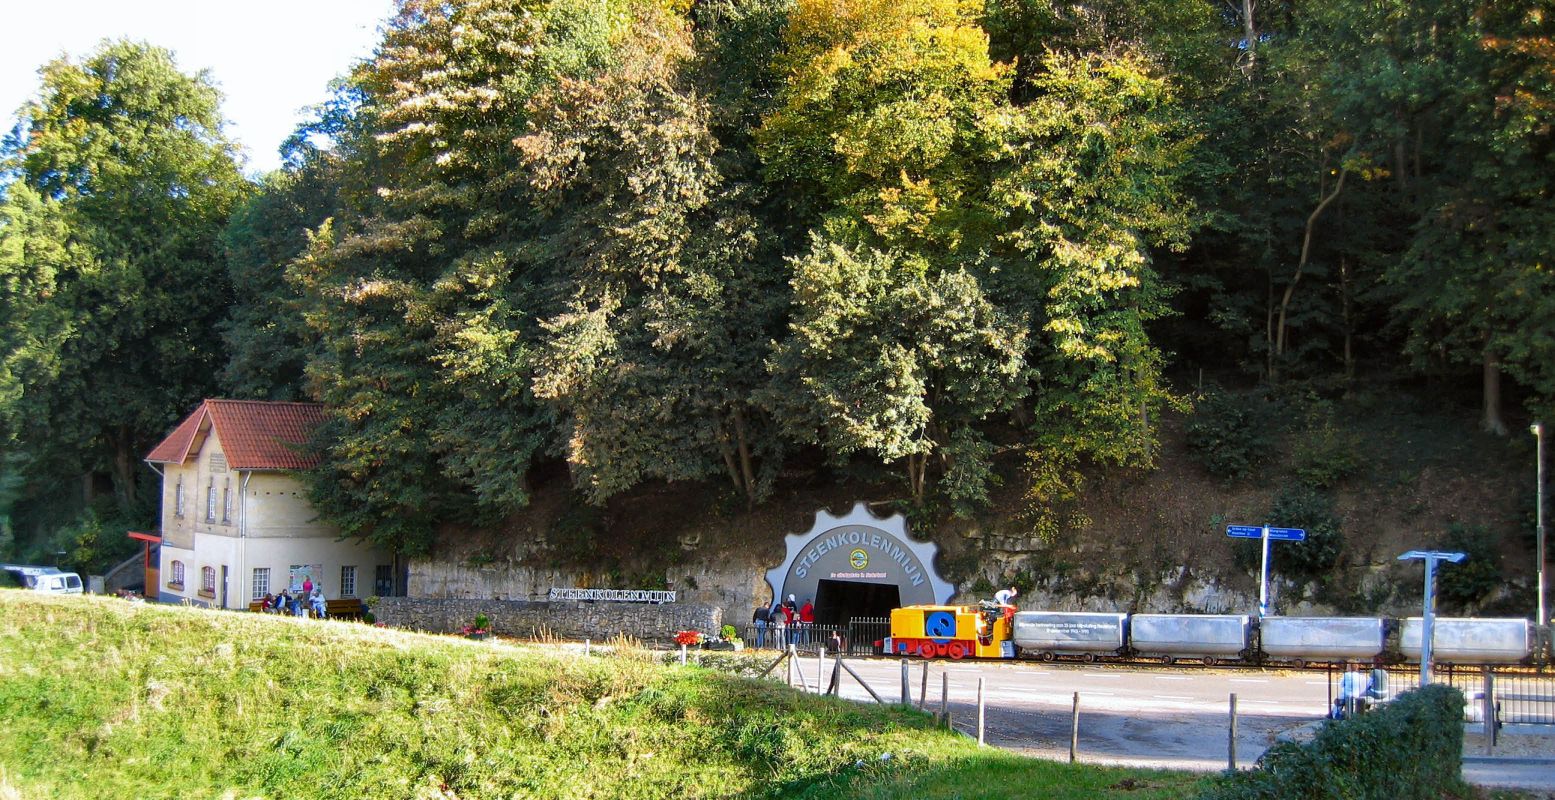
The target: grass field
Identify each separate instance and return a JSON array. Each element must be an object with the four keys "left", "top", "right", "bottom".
[{"left": 0, "top": 592, "right": 1206, "bottom": 799}]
